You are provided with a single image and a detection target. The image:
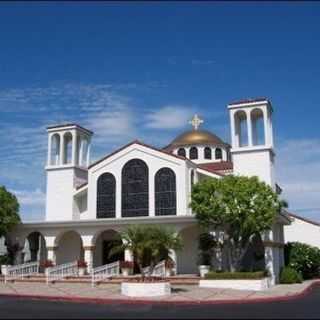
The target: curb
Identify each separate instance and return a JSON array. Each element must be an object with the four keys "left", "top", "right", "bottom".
[{"left": 0, "top": 281, "right": 319, "bottom": 306}]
